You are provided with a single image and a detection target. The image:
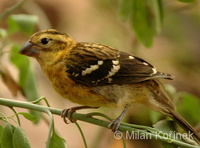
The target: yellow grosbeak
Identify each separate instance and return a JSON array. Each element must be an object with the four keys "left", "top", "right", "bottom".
[{"left": 19, "top": 29, "right": 200, "bottom": 142}]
